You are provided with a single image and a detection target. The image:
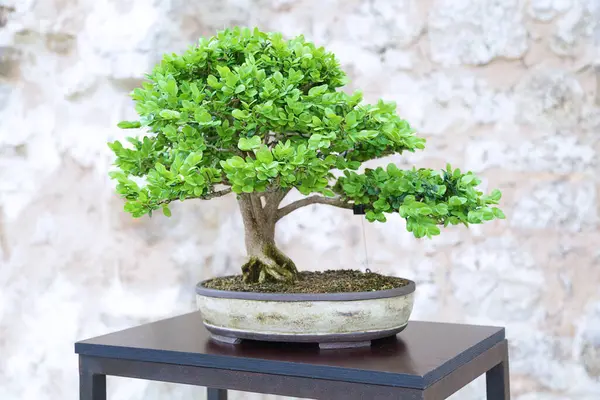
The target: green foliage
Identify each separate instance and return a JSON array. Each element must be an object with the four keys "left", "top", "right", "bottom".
[
  {"left": 335, "top": 164, "right": 504, "bottom": 238},
  {"left": 108, "top": 27, "right": 504, "bottom": 238}
]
